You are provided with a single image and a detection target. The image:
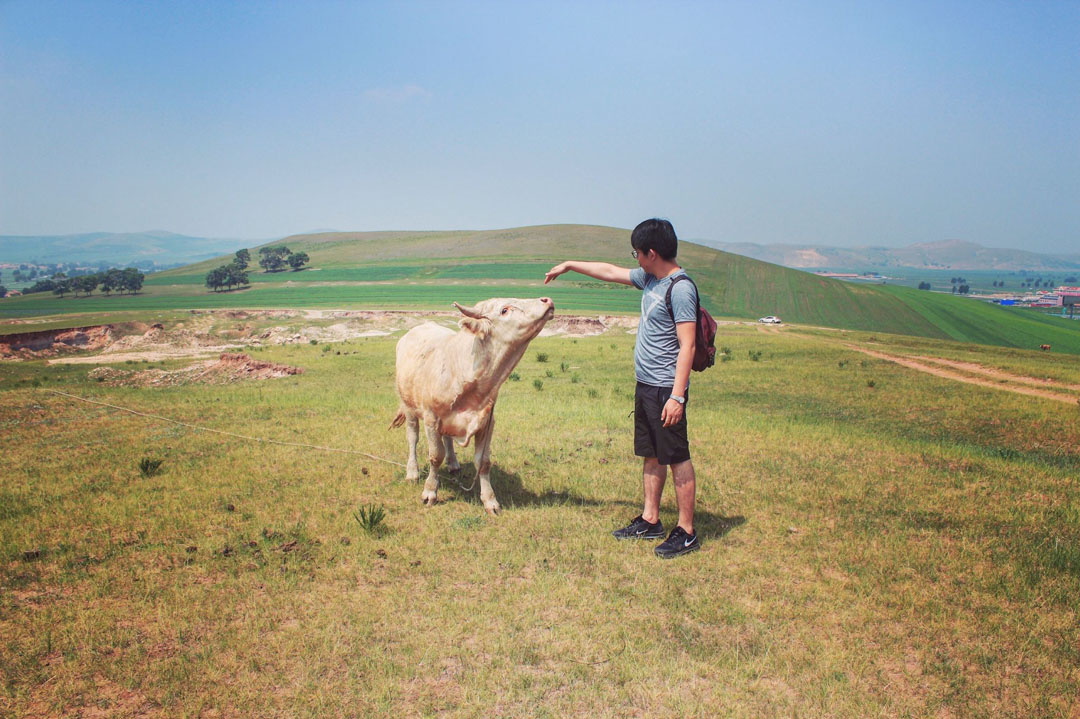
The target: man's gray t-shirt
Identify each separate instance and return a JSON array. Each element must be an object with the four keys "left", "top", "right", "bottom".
[{"left": 630, "top": 267, "right": 697, "bottom": 387}]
